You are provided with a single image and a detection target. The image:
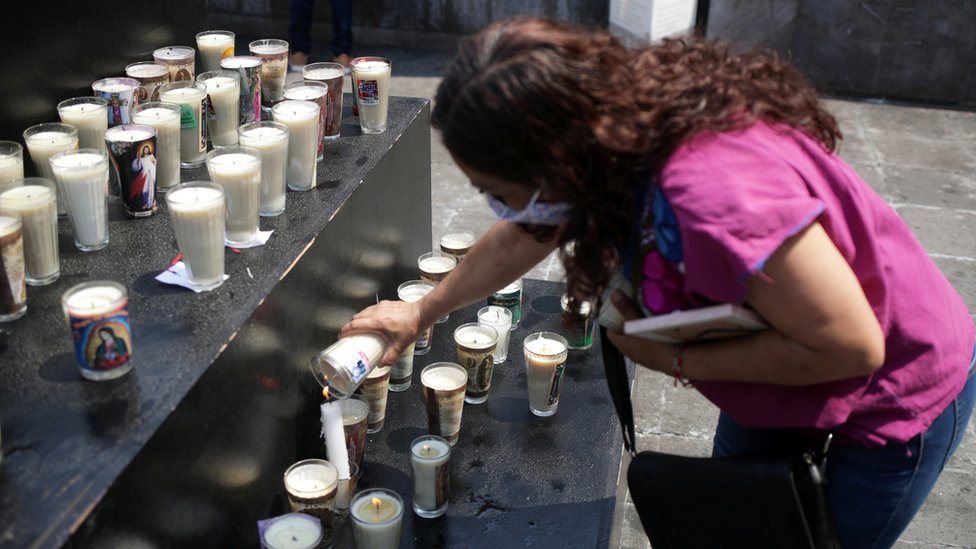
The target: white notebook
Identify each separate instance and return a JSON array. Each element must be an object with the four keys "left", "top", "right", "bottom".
[{"left": 622, "top": 304, "right": 767, "bottom": 343}]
